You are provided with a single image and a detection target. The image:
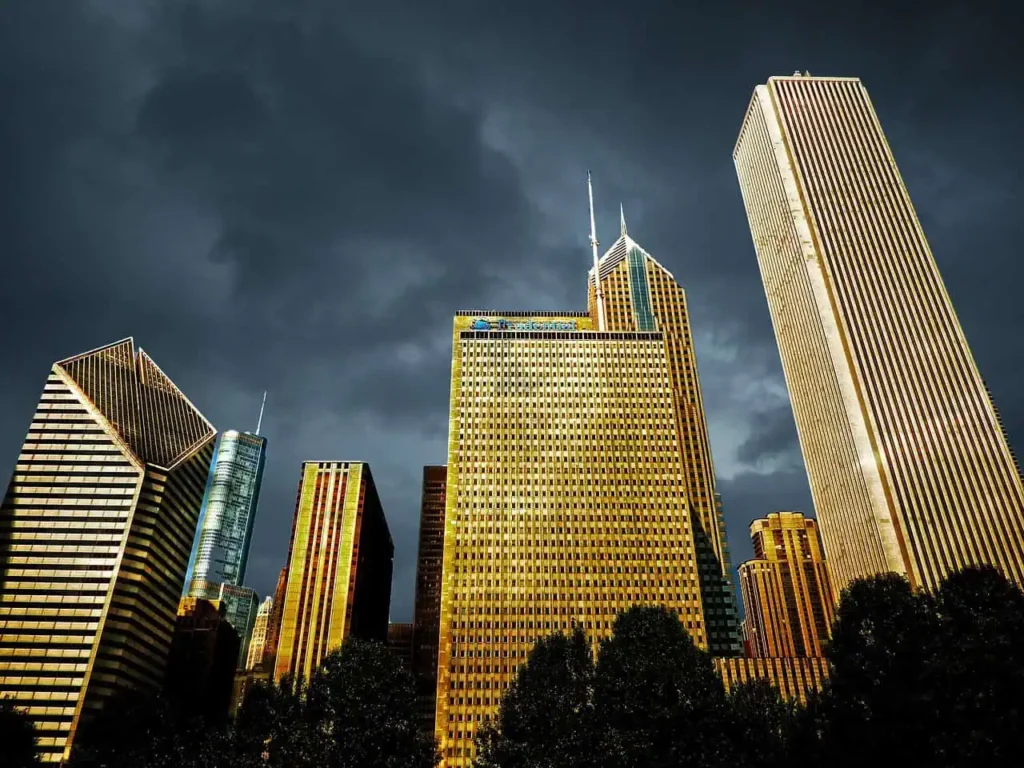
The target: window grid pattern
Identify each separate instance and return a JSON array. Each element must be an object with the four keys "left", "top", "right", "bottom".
[
  {"left": 739, "top": 512, "right": 834, "bottom": 658},
  {"left": 413, "top": 465, "right": 447, "bottom": 731},
  {"left": 435, "top": 316, "right": 706, "bottom": 766},
  {"left": 715, "top": 656, "right": 829, "bottom": 705},
  {"left": 0, "top": 345, "right": 215, "bottom": 763},
  {"left": 590, "top": 239, "right": 741, "bottom": 655},
  {"left": 734, "top": 76, "right": 1024, "bottom": 593}
]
